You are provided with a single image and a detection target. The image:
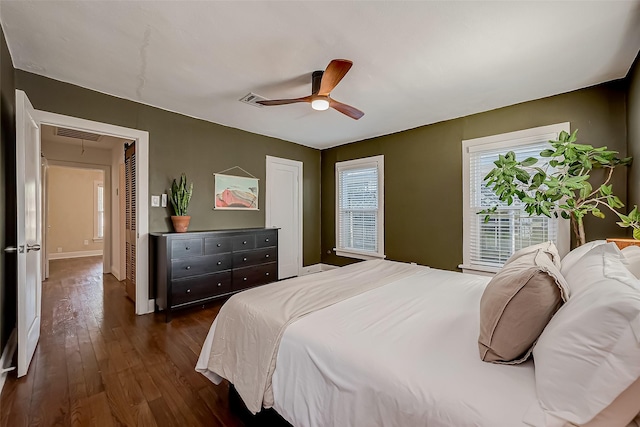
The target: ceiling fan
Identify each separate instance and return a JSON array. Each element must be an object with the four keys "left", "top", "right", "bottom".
[{"left": 257, "top": 59, "right": 364, "bottom": 120}]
